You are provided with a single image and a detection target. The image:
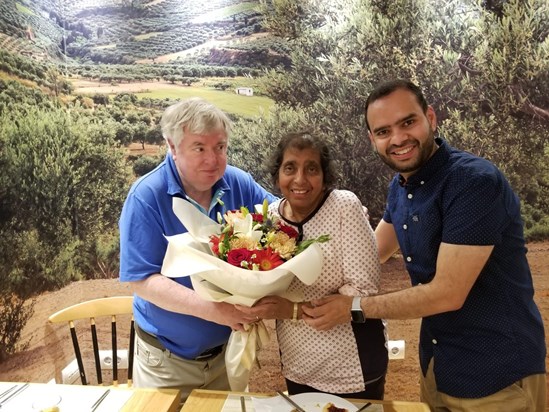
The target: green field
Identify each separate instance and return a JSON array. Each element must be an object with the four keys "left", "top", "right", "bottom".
[
  {"left": 134, "top": 32, "right": 162, "bottom": 41},
  {"left": 193, "top": 2, "right": 257, "bottom": 23},
  {"left": 137, "top": 88, "right": 273, "bottom": 118},
  {"left": 16, "top": 2, "right": 35, "bottom": 15}
]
